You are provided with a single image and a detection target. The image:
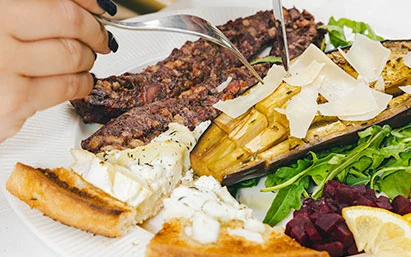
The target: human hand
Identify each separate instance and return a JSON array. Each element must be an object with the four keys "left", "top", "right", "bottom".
[{"left": 0, "top": 0, "right": 119, "bottom": 142}]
